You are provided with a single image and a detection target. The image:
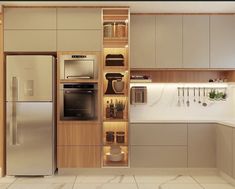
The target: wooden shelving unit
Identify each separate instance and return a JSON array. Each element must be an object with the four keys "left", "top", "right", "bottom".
[{"left": 101, "top": 8, "right": 130, "bottom": 168}]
